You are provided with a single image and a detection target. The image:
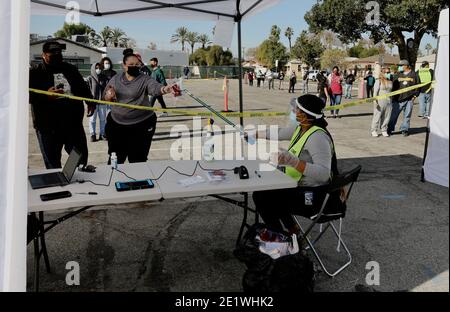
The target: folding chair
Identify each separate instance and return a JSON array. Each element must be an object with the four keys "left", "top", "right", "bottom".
[{"left": 293, "top": 165, "right": 362, "bottom": 277}]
